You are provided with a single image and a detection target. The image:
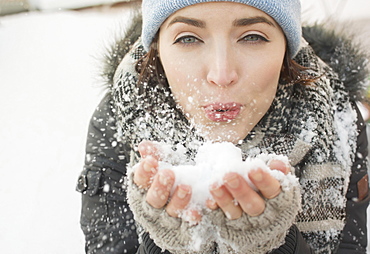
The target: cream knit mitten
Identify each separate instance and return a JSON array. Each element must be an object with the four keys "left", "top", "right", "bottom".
[
  {"left": 127, "top": 174, "right": 215, "bottom": 254},
  {"left": 215, "top": 176, "right": 301, "bottom": 253},
  {"left": 127, "top": 170, "right": 301, "bottom": 254}
]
